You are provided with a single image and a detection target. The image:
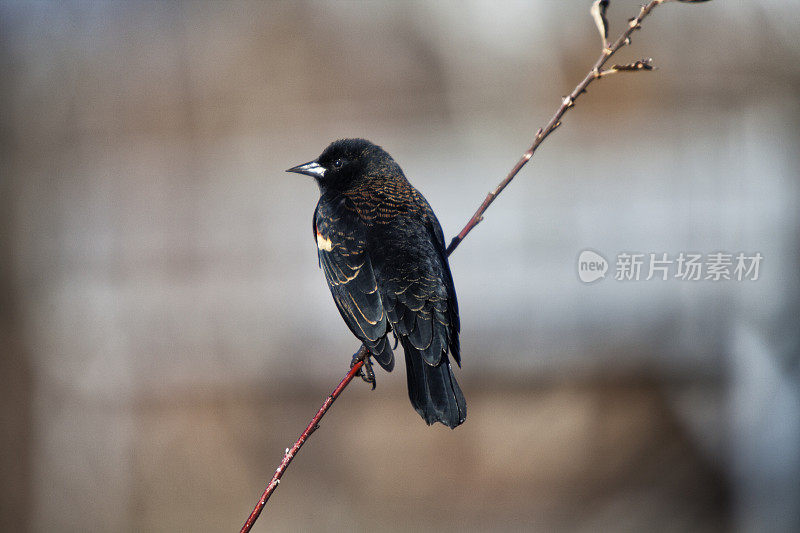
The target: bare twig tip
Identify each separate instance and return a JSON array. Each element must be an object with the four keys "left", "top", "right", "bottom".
[
  {"left": 590, "top": 0, "right": 610, "bottom": 48},
  {"left": 608, "top": 58, "right": 655, "bottom": 73}
]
